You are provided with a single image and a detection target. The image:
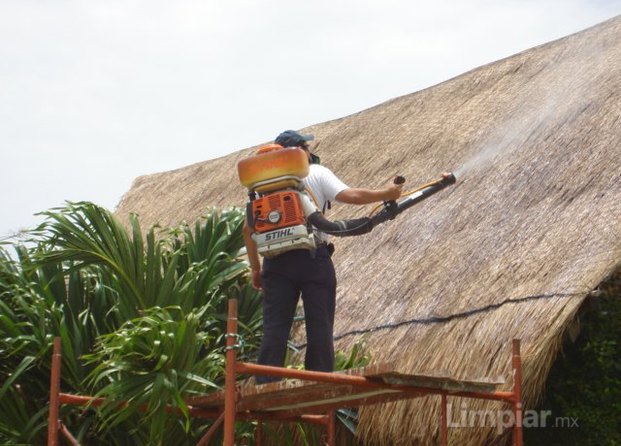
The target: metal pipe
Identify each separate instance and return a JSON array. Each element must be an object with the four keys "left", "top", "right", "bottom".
[
  {"left": 59, "top": 393, "right": 105, "bottom": 407},
  {"left": 59, "top": 423, "right": 81, "bottom": 446},
  {"left": 47, "top": 337, "right": 62, "bottom": 446},
  {"left": 326, "top": 411, "right": 336, "bottom": 446},
  {"left": 255, "top": 421, "right": 263, "bottom": 446},
  {"left": 55, "top": 392, "right": 329, "bottom": 426},
  {"left": 224, "top": 299, "right": 238, "bottom": 446},
  {"left": 187, "top": 407, "right": 221, "bottom": 420},
  {"left": 300, "top": 414, "right": 331, "bottom": 425},
  {"left": 512, "top": 339, "right": 523, "bottom": 446},
  {"left": 197, "top": 411, "right": 225, "bottom": 446},
  {"left": 371, "top": 173, "right": 456, "bottom": 227}
]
